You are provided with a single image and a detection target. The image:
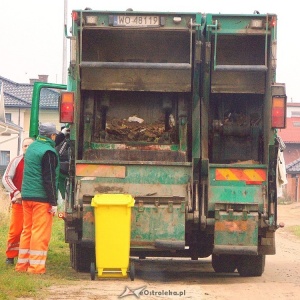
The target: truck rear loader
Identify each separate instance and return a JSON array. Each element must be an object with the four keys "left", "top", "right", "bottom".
[{"left": 30, "top": 9, "right": 286, "bottom": 277}]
